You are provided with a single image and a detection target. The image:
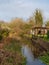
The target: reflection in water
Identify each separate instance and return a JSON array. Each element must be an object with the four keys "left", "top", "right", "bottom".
[{"left": 21, "top": 45, "right": 46, "bottom": 65}]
